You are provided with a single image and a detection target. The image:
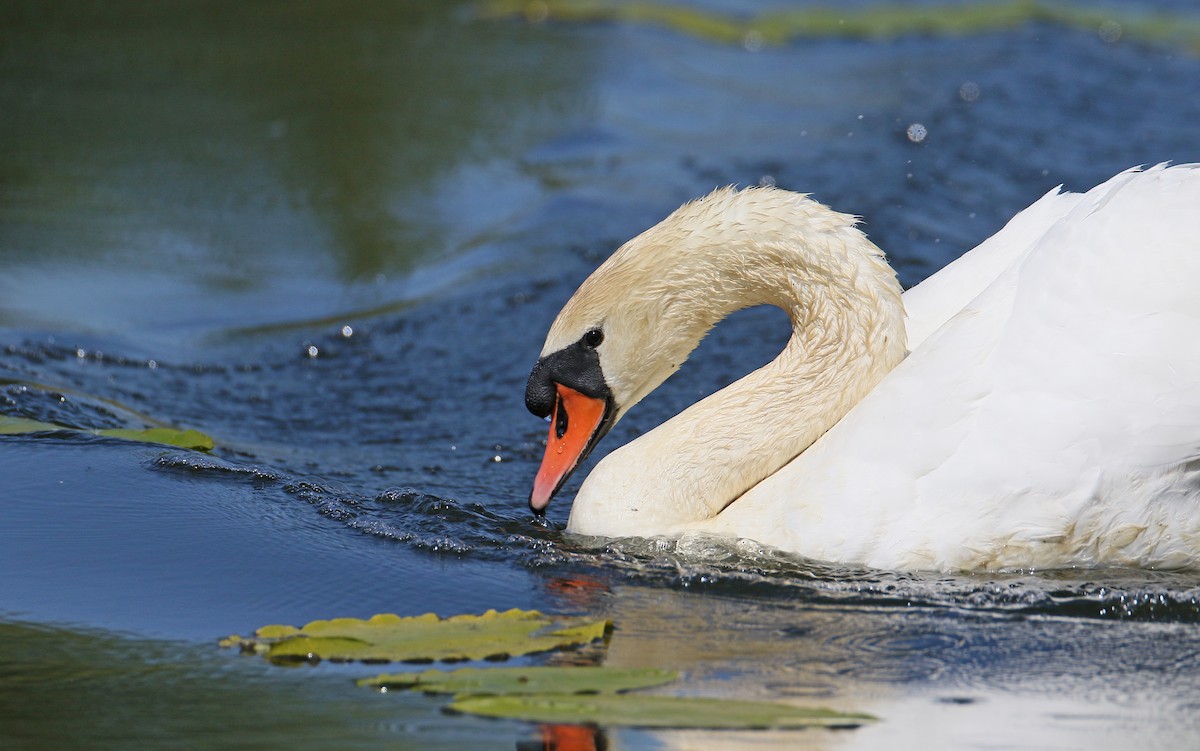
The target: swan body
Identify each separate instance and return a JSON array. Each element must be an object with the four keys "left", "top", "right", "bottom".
[{"left": 525, "top": 164, "right": 1200, "bottom": 571}]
